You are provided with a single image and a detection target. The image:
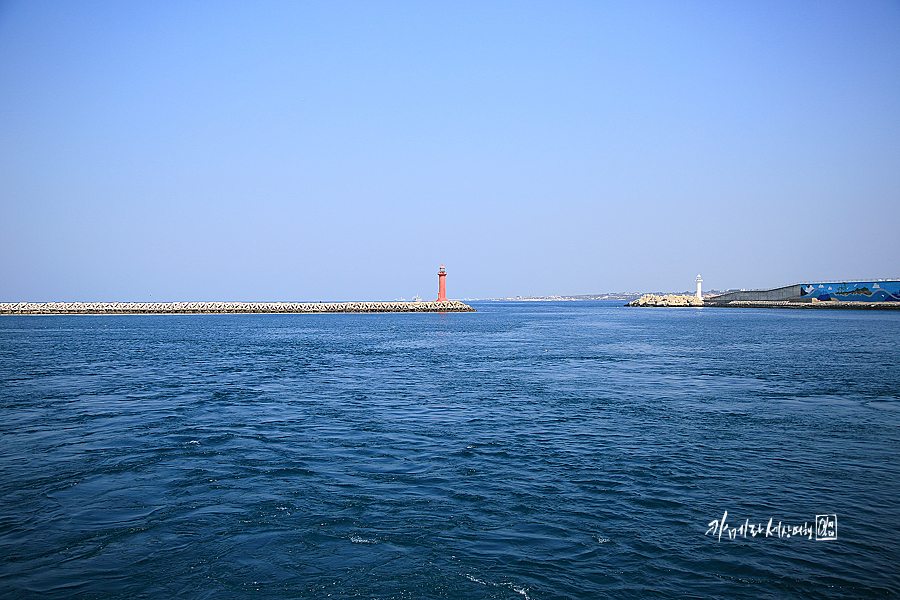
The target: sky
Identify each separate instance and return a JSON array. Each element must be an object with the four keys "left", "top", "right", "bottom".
[{"left": 1, "top": 1, "right": 898, "bottom": 301}]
